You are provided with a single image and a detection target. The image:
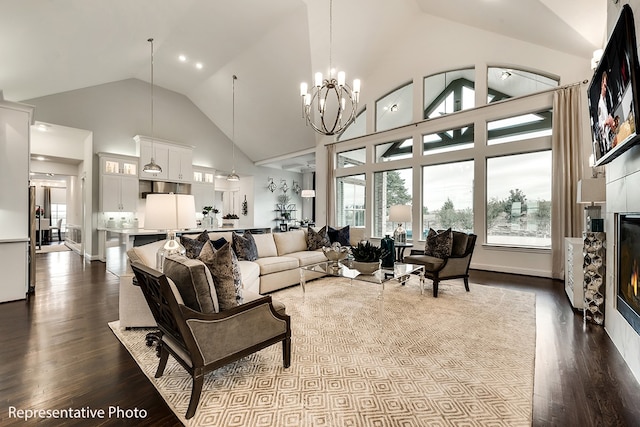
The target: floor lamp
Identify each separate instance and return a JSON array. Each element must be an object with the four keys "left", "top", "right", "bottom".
[
  {"left": 389, "top": 205, "right": 412, "bottom": 244},
  {"left": 145, "top": 193, "right": 197, "bottom": 271}
]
